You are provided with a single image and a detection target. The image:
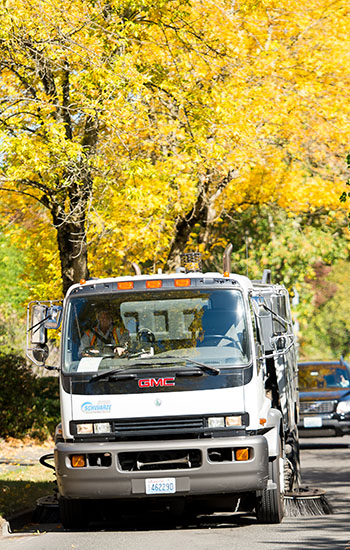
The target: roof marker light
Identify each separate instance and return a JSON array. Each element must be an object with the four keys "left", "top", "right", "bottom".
[
  {"left": 80, "top": 279, "right": 86, "bottom": 285},
  {"left": 146, "top": 280, "right": 162, "bottom": 289},
  {"left": 174, "top": 278, "right": 191, "bottom": 287},
  {"left": 117, "top": 281, "right": 134, "bottom": 290}
]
